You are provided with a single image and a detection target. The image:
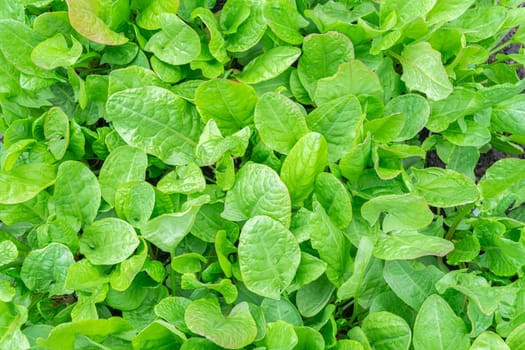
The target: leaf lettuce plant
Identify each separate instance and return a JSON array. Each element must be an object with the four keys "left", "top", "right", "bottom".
[{"left": 1, "top": 0, "right": 525, "bottom": 349}]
